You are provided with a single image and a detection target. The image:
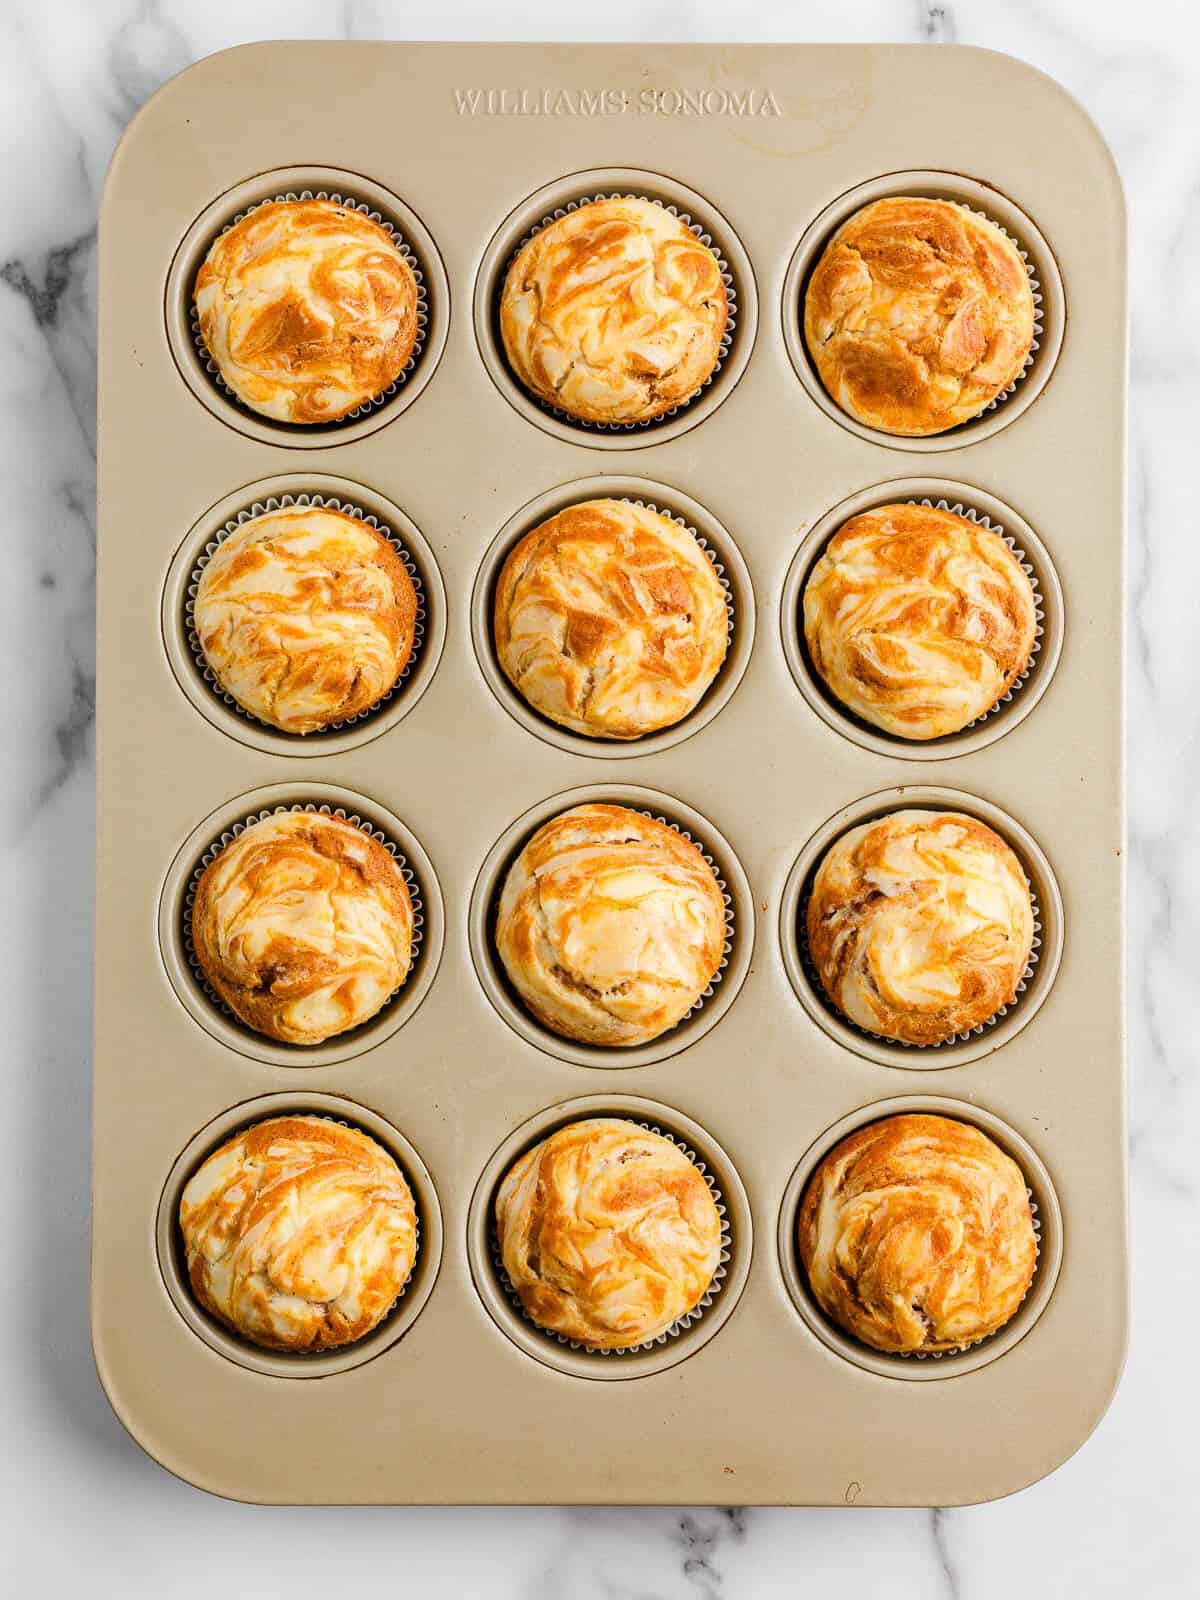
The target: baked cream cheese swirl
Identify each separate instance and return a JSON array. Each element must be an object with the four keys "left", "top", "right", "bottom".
[
  {"left": 803, "top": 502, "right": 1037, "bottom": 740},
  {"left": 180, "top": 1115, "right": 418, "bottom": 1352},
  {"left": 499, "top": 197, "right": 727, "bottom": 424},
  {"left": 495, "top": 803, "right": 727, "bottom": 1046},
  {"left": 495, "top": 1118, "right": 723, "bottom": 1348},
  {"left": 191, "top": 811, "right": 414, "bottom": 1045},
  {"left": 194, "top": 506, "right": 417, "bottom": 734},
  {"left": 195, "top": 197, "right": 419, "bottom": 423},
  {"left": 806, "top": 809, "right": 1034, "bottom": 1046},
  {"left": 798, "top": 1113, "right": 1037, "bottom": 1353}
]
